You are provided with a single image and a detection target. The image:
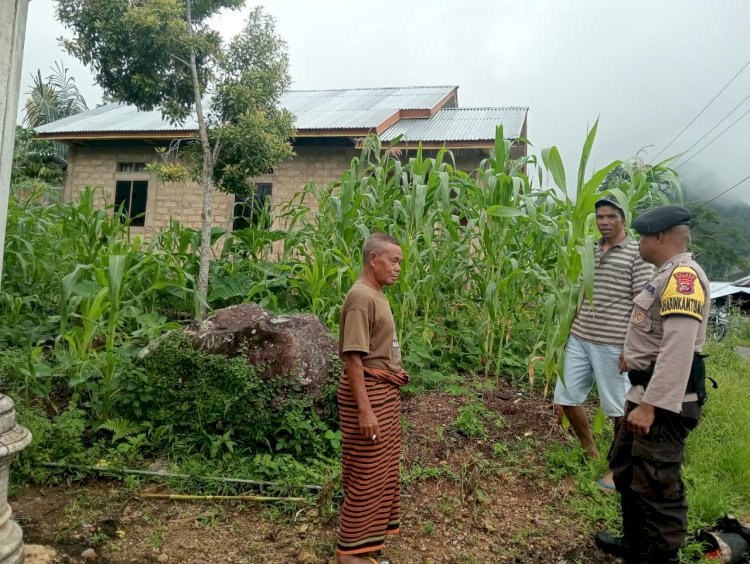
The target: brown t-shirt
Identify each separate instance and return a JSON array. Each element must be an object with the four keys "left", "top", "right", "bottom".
[{"left": 339, "top": 280, "right": 402, "bottom": 373}]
